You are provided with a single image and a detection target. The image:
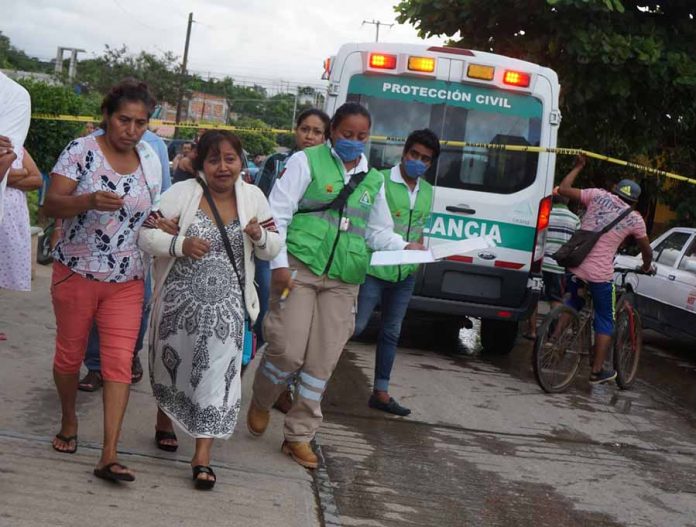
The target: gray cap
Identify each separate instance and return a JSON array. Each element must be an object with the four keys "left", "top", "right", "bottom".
[{"left": 613, "top": 179, "right": 641, "bottom": 203}]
